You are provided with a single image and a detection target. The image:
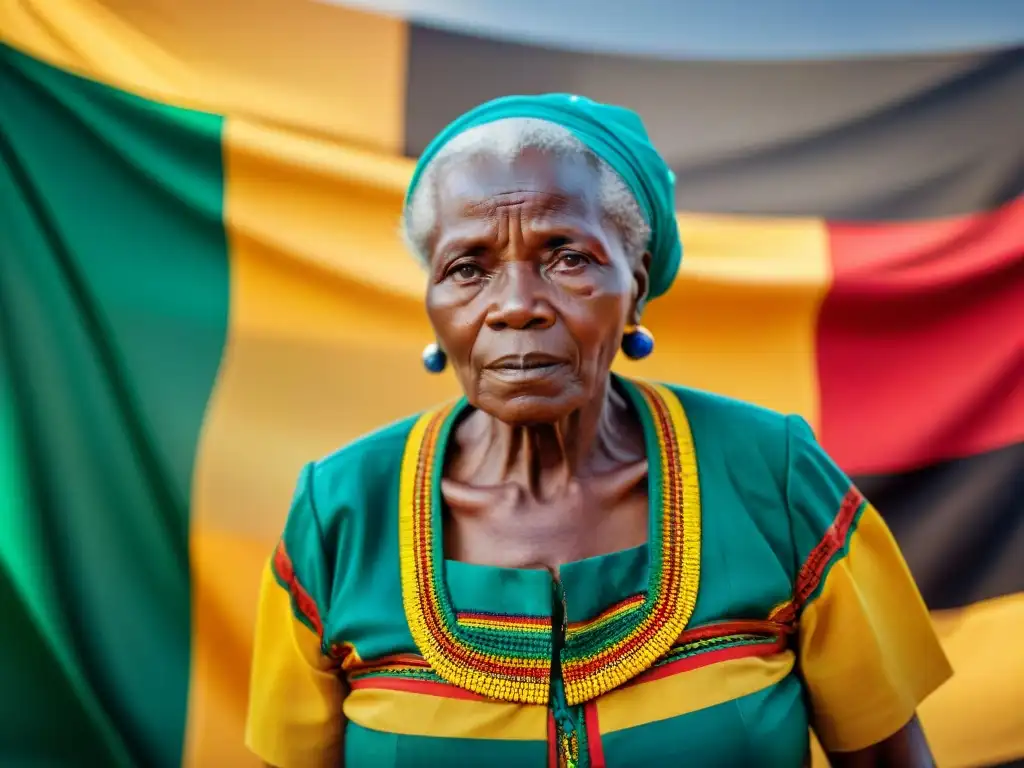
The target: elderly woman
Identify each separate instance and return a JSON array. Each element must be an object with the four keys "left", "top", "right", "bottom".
[{"left": 245, "top": 95, "right": 951, "bottom": 767}]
